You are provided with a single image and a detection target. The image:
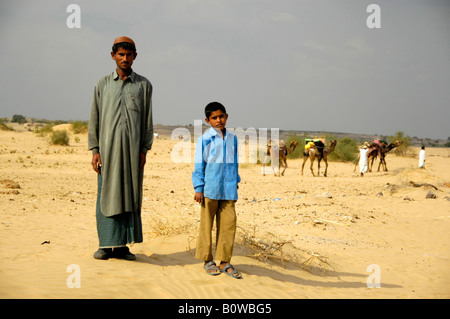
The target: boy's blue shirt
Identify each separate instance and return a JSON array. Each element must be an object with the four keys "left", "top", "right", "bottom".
[{"left": 192, "top": 127, "right": 240, "bottom": 200}]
